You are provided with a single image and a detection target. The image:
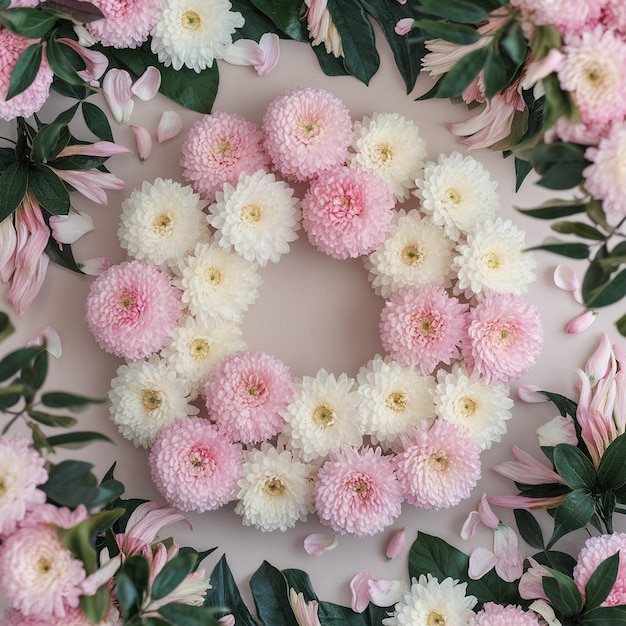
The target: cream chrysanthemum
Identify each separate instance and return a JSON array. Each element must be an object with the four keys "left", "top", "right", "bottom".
[
  {"left": 433, "top": 363, "right": 513, "bottom": 451},
  {"left": 162, "top": 315, "right": 246, "bottom": 397},
  {"left": 235, "top": 443, "right": 315, "bottom": 532},
  {"left": 348, "top": 112, "right": 427, "bottom": 201},
  {"left": 119, "top": 178, "right": 207, "bottom": 268},
  {"left": 150, "top": 0, "right": 244, "bottom": 72},
  {"left": 415, "top": 152, "right": 499, "bottom": 241},
  {"left": 175, "top": 241, "right": 262, "bottom": 324},
  {"left": 282, "top": 369, "right": 362, "bottom": 463},
  {"left": 453, "top": 218, "right": 536, "bottom": 299},
  {"left": 209, "top": 169, "right": 301, "bottom": 265},
  {"left": 108, "top": 356, "right": 197, "bottom": 448},
  {"left": 382, "top": 574, "right": 477, "bottom": 626},
  {"left": 365, "top": 209, "right": 455, "bottom": 298},
  {"left": 356, "top": 355, "right": 436, "bottom": 450}
]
